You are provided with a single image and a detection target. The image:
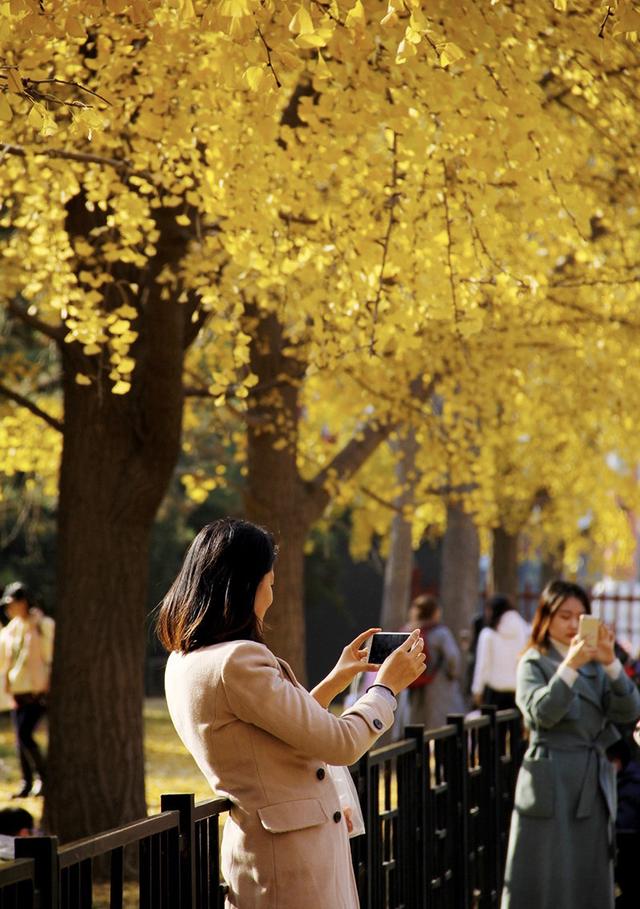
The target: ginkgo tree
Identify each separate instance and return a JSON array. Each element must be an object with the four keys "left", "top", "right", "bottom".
[{"left": 2, "top": 0, "right": 640, "bottom": 844}]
